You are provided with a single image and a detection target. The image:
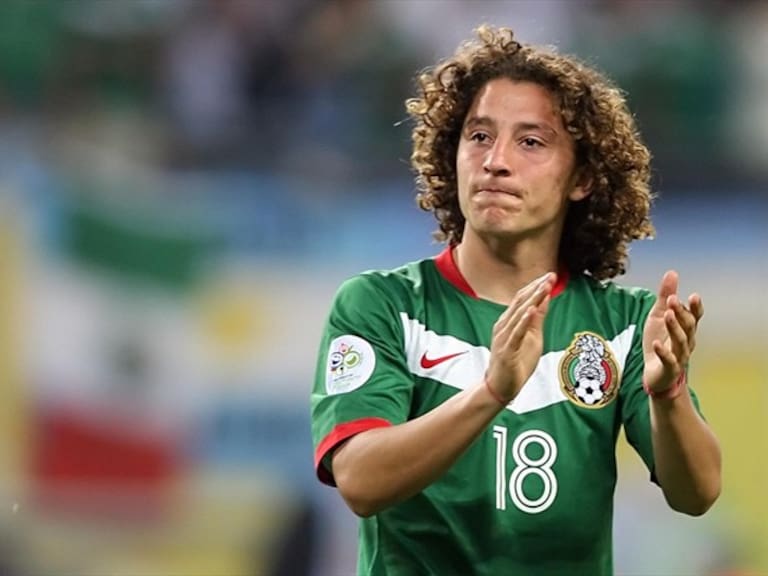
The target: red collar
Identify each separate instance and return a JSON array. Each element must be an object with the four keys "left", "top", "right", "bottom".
[{"left": 434, "top": 246, "right": 569, "bottom": 299}]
